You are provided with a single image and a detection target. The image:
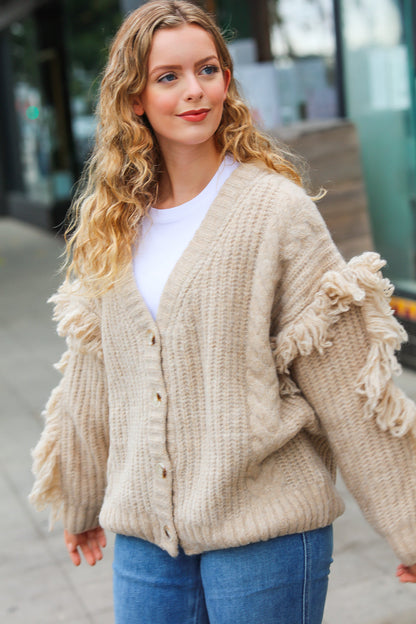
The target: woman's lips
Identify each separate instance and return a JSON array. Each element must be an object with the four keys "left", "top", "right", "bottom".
[{"left": 178, "top": 109, "right": 210, "bottom": 122}]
